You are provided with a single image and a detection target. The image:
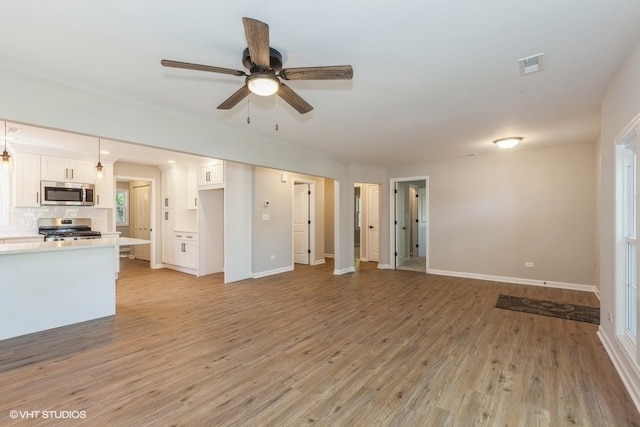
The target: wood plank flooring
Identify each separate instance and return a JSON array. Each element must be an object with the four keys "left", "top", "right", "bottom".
[{"left": 0, "top": 259, "right": 638, "bottom": 426}]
